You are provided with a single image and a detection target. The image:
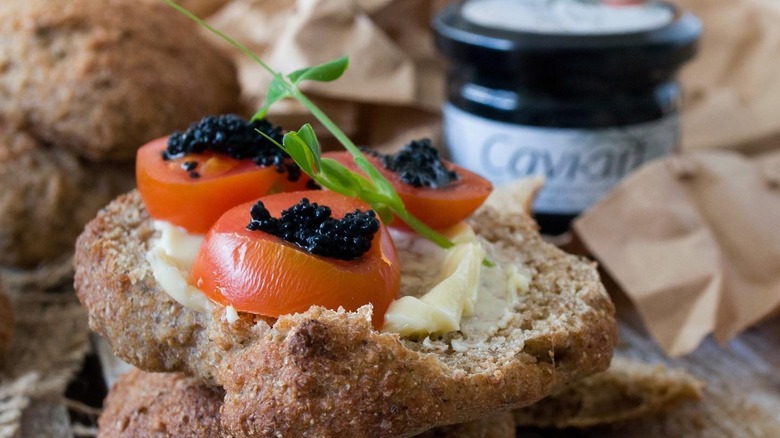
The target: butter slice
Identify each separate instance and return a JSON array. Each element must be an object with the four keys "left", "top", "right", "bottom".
[
  {"left": 382, "top": 232, "right": 484, "bottom": 337},
  {"left": 147, "top": 221, "right": 213, "bottom": 314}
]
